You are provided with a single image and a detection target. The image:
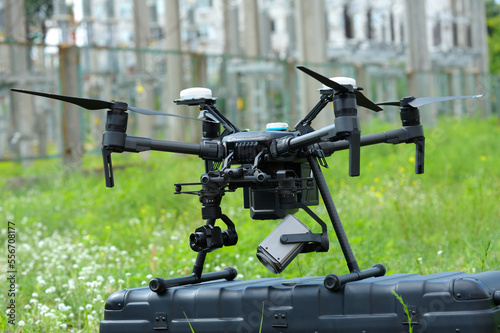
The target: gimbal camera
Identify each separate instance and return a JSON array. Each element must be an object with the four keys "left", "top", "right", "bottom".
[{"left": 12, "top": 66, "right": 482, "bottom": 292}]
